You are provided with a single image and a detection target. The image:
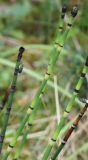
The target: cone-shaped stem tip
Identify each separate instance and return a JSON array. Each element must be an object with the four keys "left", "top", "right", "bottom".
[
  {"left": 62, "top": 4, "right": 67, "bottom": 13},
  {"left": 71, "top": 5, "right": 78, "bottom": 17},
  {"left": 19, "top": 46, "right": 25, "bottom": 53},
  {"left": 18, "top": 47, "right": 25, "bottom": 60}
]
